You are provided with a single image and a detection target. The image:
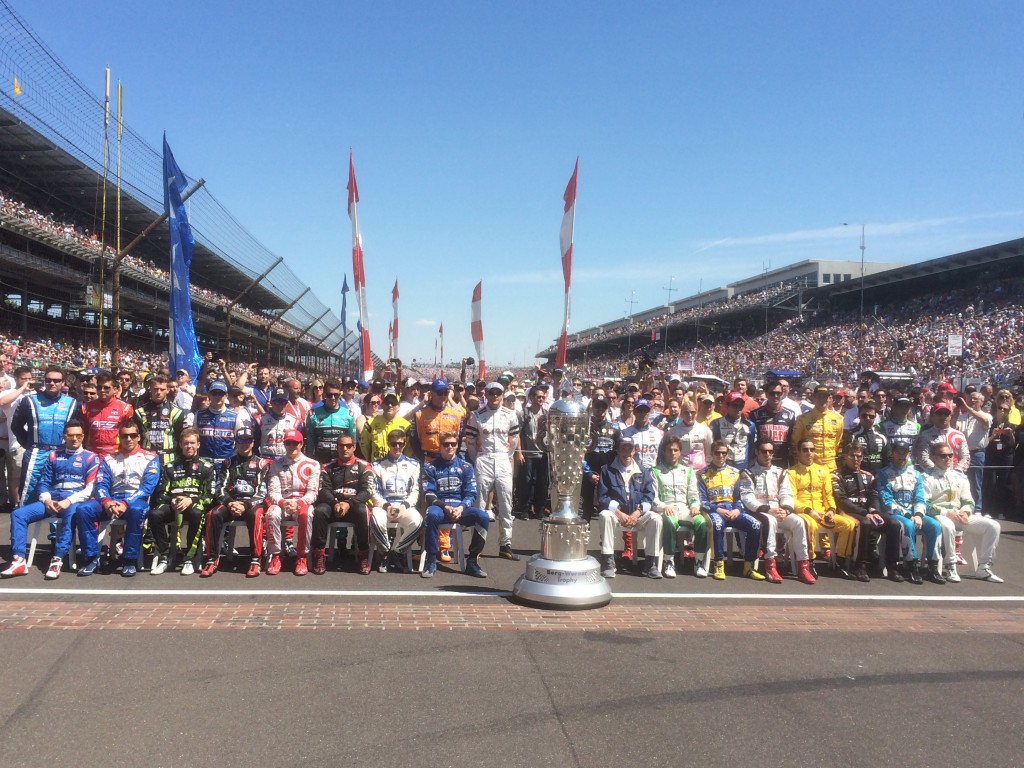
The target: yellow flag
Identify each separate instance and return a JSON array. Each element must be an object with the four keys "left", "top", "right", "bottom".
[{"left": 12, "top": 76, "right": 21, "bottom": 96}]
